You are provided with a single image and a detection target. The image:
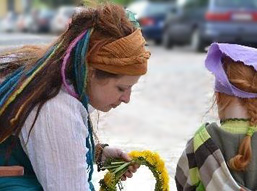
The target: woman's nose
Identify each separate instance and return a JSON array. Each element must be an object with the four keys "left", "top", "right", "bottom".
[{"left": 120, "top": 90, "right": 131, "bottom": 104}]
